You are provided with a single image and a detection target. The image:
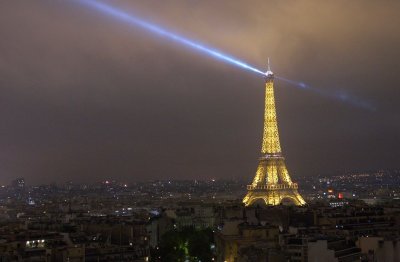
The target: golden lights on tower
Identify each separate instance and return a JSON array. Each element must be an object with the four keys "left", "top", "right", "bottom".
[{"left": 243, "top": 60, "right": 306, "bottom": 206}]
